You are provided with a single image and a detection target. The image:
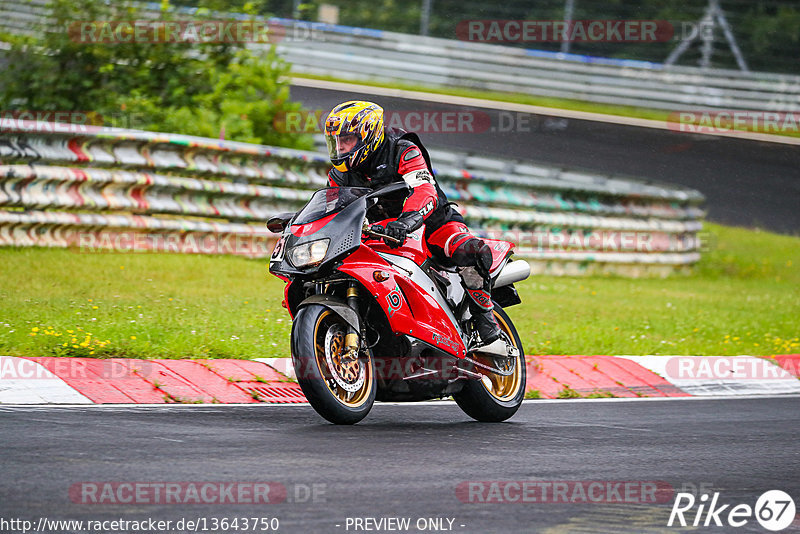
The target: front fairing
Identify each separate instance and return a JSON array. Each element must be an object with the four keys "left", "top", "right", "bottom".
[{"left": 269, "top": 188, "right": 369, "bottom": 278}]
